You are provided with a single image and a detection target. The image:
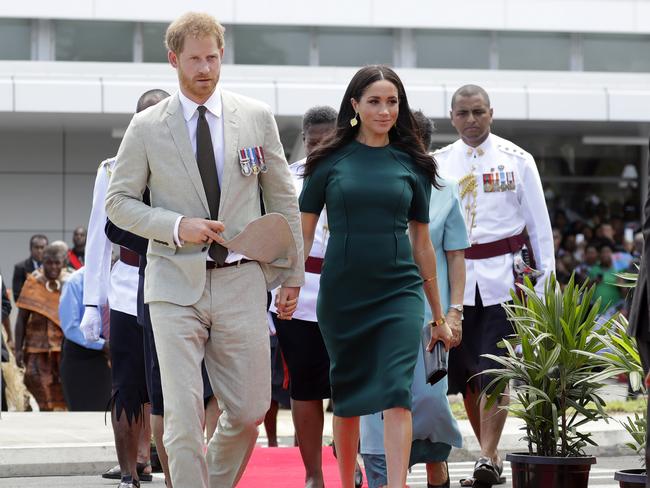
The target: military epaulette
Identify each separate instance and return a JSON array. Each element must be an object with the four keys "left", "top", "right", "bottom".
[
  {"left": 432, "top": 144, "right": 453, "bottom": 156},
  {"left": 496, "top": 143, "right": 529, "bottom": 159}
]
